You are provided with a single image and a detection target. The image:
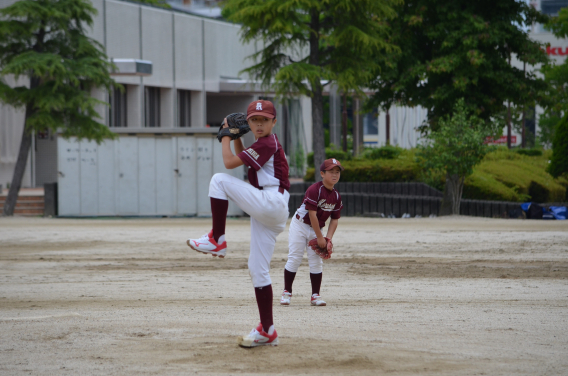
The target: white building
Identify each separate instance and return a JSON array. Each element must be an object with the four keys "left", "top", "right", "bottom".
[{"left": 0, "top": 0, "right": 312, "bottom": 216}]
